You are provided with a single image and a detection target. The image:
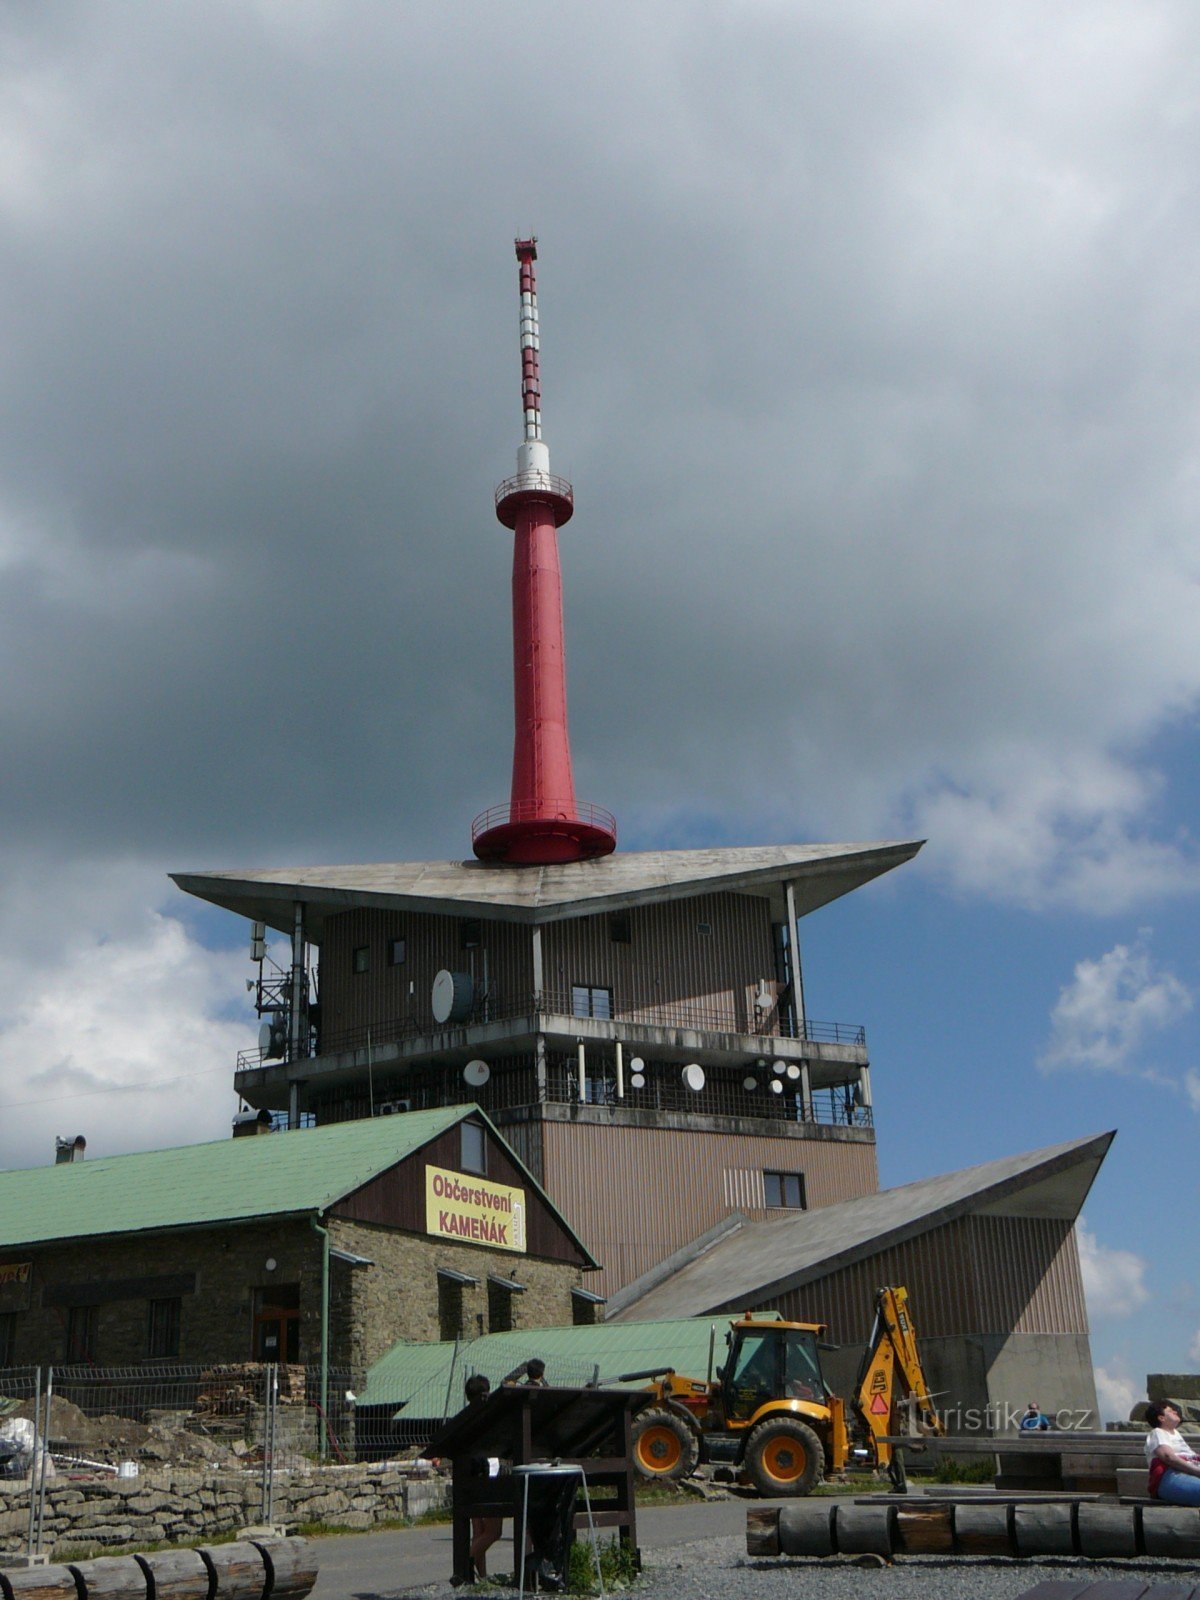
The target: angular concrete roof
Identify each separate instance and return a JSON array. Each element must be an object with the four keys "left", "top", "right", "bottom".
[
  {"left": 171, "top": 840, "right": 922, "bottom": 938},
  {"left": 607, "top": 1130, "right": 1114, "bottom": 1322}
]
